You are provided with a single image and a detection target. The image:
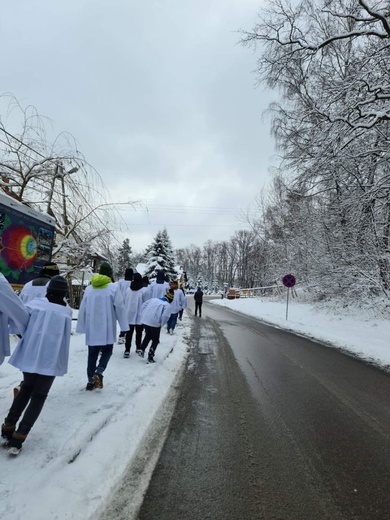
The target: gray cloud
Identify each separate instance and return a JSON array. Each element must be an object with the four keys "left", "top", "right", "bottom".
[{"left": 1, "top": 0, "right": 275, "bottom": 252}]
